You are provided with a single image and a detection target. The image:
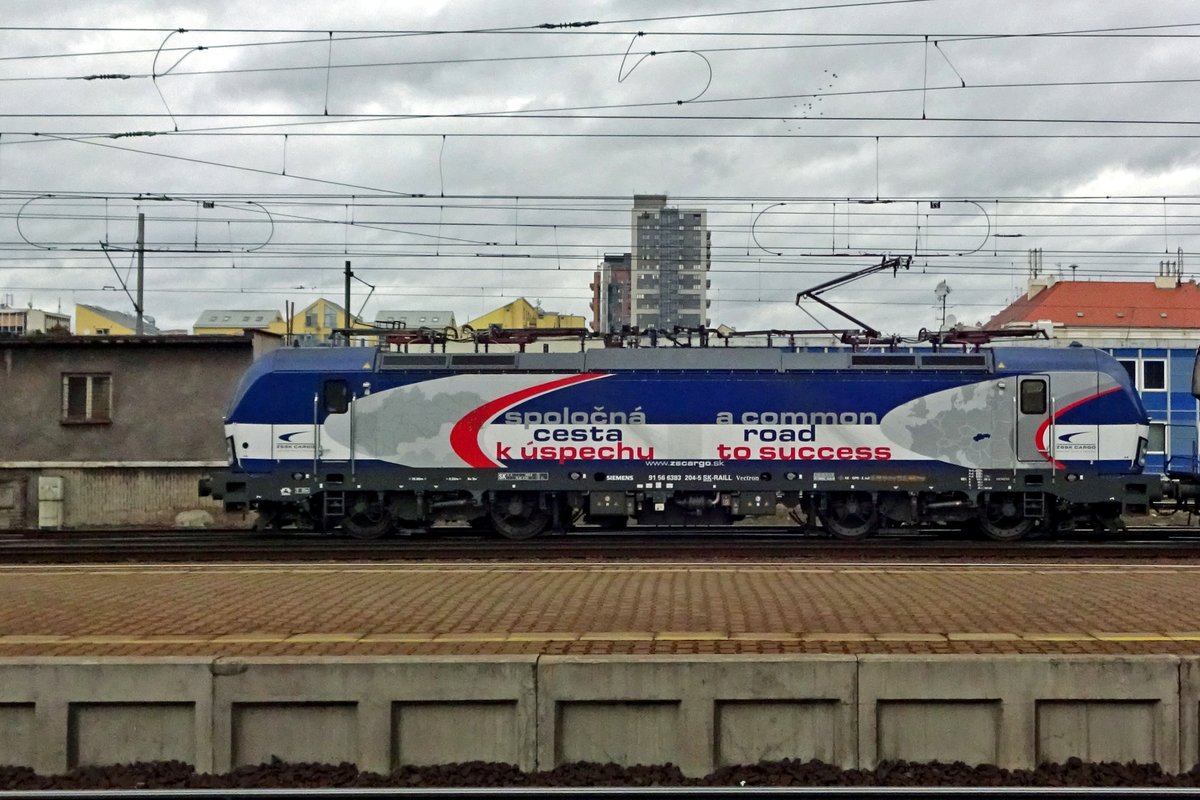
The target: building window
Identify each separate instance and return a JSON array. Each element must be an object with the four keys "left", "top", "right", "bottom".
[
  {"left": 1117, "top": 357, "right": 1168, "bottom": 391},
  {"left": 305, "top": 312, "right": 317, "bottom": 328},
  {"left": 324, "top": 309, "right": 339, "bottom": 329},
  {"left": 62, "top": 374, "right": 112, "bottom": 424},
  {"left": 1142, "top": 360, "right": 1166, "bottom": 390},
  {"left": 1148, "top": 422, "right": 1167, "bottom": 454}
]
